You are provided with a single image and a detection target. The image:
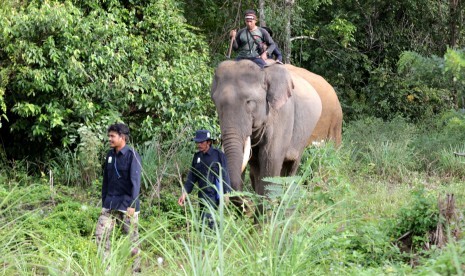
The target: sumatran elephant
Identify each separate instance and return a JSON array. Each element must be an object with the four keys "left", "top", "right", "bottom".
[
  {"left": 211, "top": 60, "right": 324, "bottom": 195},
  {"left": 284, "top": 64, "right": 343, "bottom": 146}
]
